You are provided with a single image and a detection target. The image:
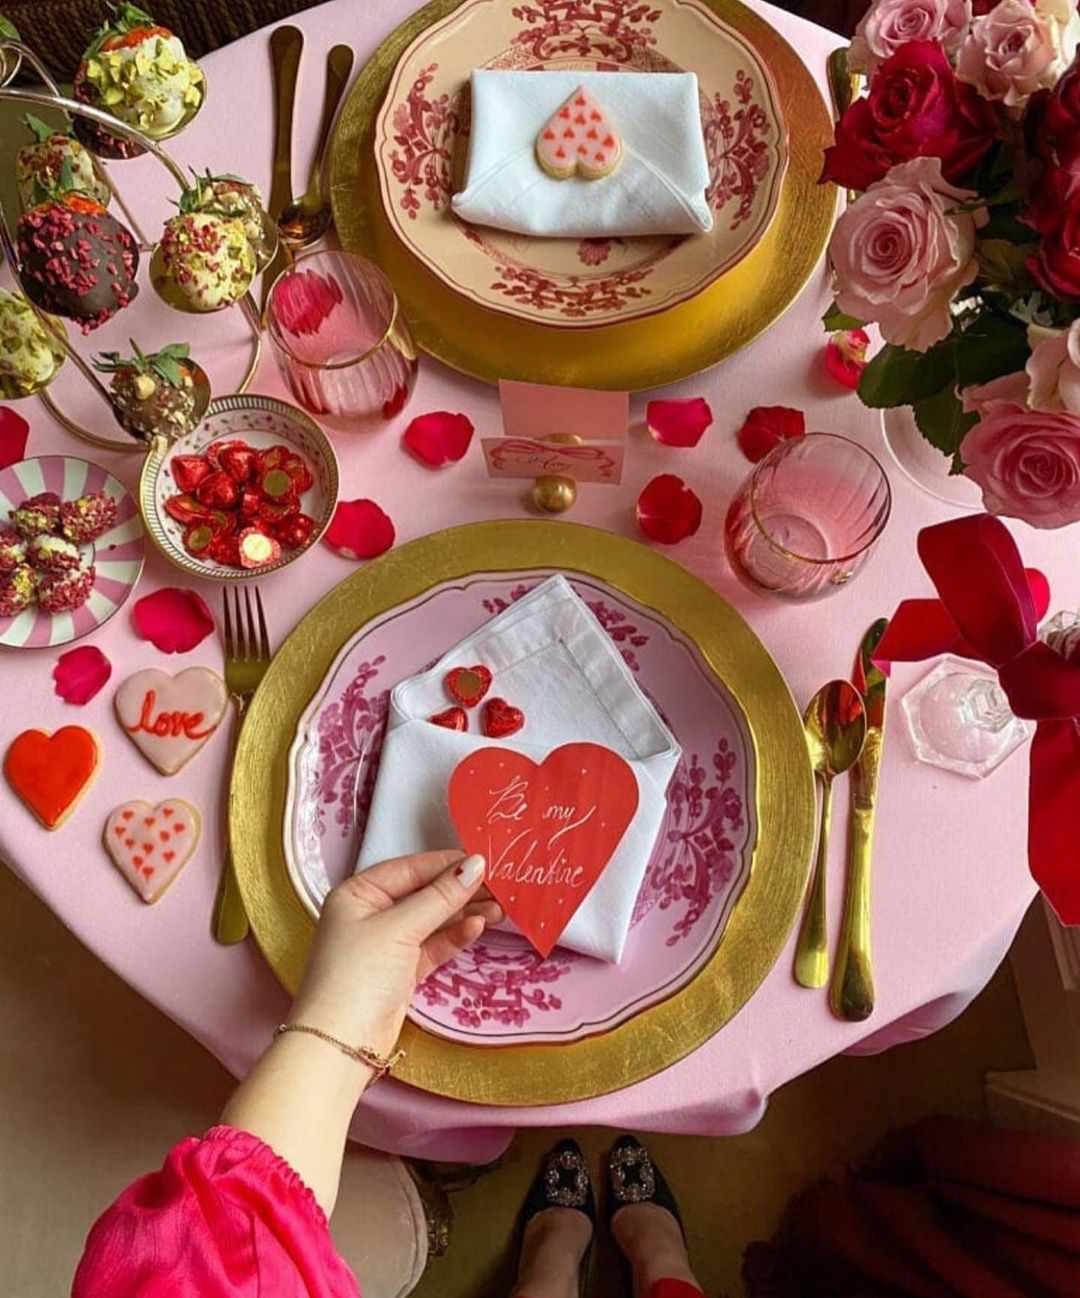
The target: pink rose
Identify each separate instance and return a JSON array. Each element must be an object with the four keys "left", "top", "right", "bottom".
[
  {"left": 956, "top": 0, "right": 1071, "bottom": 108},
  {"left": 829, "top": 156, "right": 984, "bottom": 351},
  {"left": 849, "top": 0, "right": 972, "bottom": 77},
  {"left": 960, "top": 378, "right": 1080, "bottom": 527},
  {"left": 1026, "top": 321, "right": 1080, "bottom": 411}
]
